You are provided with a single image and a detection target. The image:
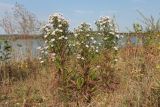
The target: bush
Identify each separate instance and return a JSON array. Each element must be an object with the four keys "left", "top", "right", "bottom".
[{"left": 39, "top": 13, "right": 120, "bottom": 106}]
